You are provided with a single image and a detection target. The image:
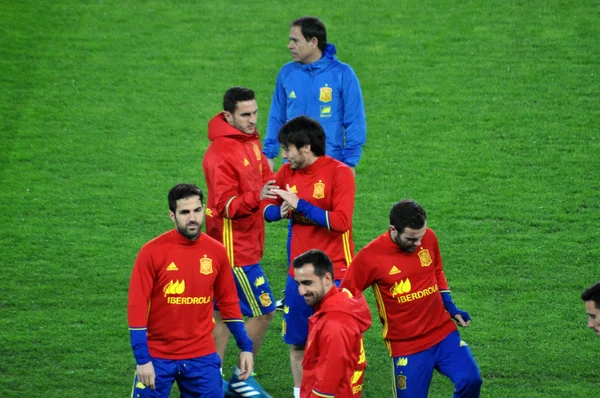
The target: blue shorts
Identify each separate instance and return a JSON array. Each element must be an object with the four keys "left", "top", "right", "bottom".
[
  {"left": 282, "top": 274, "right": 340, "bottom": 346},
  {"left": 225, "top": 263, "right": 276, "bottom": 317},
  {"left": 392, "top": 331, "right": 482, "bottom": 398},
  {"left": 131, "top": 353, "right": 222, "bottom": 398}
]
